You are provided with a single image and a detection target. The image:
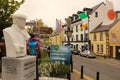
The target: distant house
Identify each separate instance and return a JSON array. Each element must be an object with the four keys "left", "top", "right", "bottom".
[{"left": 90, "top": 11, "right": 120, "bottom": 59}]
